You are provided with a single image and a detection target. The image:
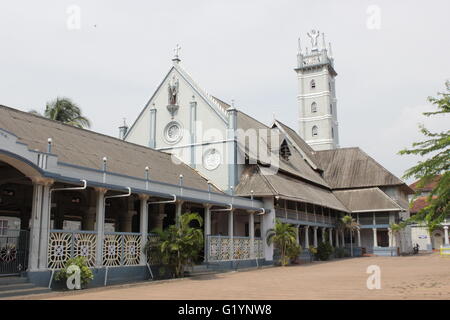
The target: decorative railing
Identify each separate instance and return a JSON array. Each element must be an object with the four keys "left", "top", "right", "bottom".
[
  {"left": 48, "top": 230, "right": 97, "bottom": 269},
  {"left": 48, "top": 230, "right": 142, "bottom": 269},
  {"left": 103, "top": 232, "right": 141, "bottom": 267},
  {"left": 233, "top": 237, "right": 251, "bottom": 260},
  {"left": 254, "top": 238, "right": 264, "bottom": 259},
  {"left": 208, "top": 236, "right": 264, "bottom": 261},
  {"left": 146, "top": 233, "right": 160, "bottom": 265}
]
